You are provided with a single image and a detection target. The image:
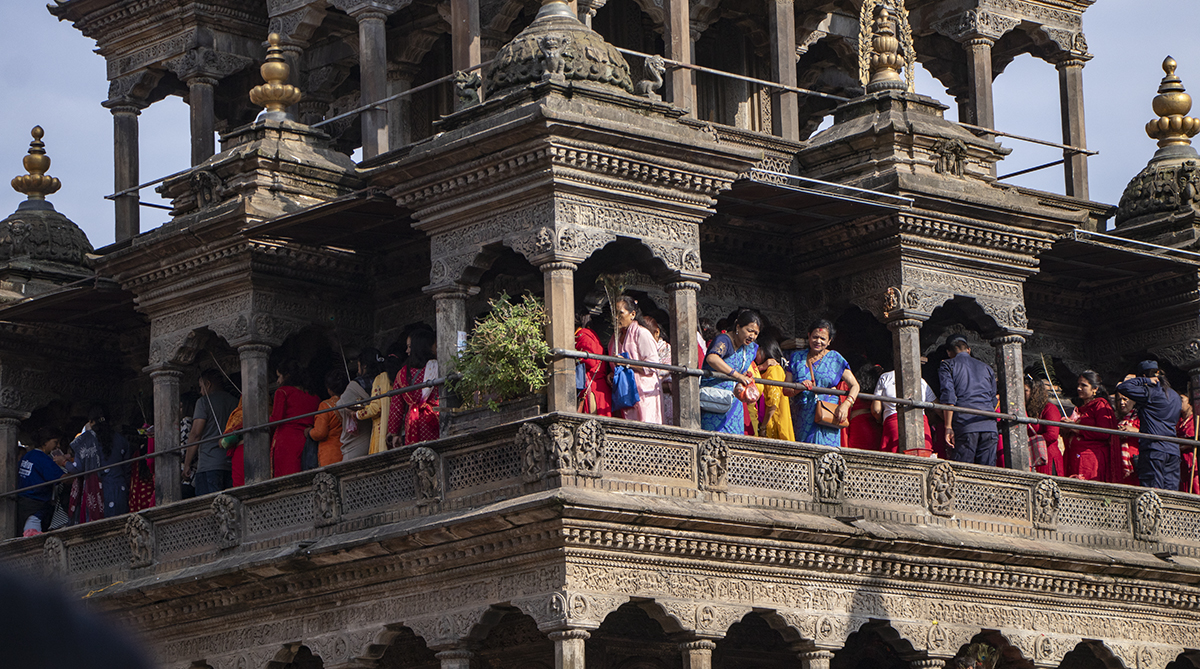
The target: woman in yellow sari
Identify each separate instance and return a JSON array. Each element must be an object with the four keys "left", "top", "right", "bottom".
[{"left": 755, "top": 336, "right": 793, "bottom": 441}]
